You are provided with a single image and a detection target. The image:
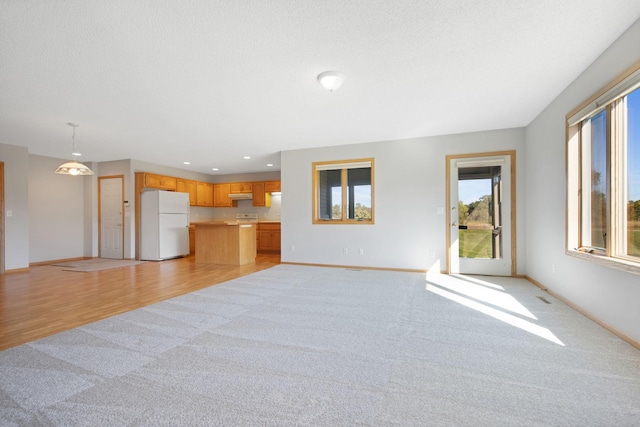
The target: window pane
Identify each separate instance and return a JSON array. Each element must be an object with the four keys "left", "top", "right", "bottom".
[
  {"left": 458, "top": 178, "right": 493, "bottom": 258},
  {"left": 627, "top": 88, "right": 640, "bottom": 257},
  {"left": 318, "top": 169, "right": 342, "bottom": 220},
  {"left": 346, "top": 168, "right": 372, "bottom": 220},
  {"left": 590, "top": 110, "right": 608, "bottom": 249}
]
